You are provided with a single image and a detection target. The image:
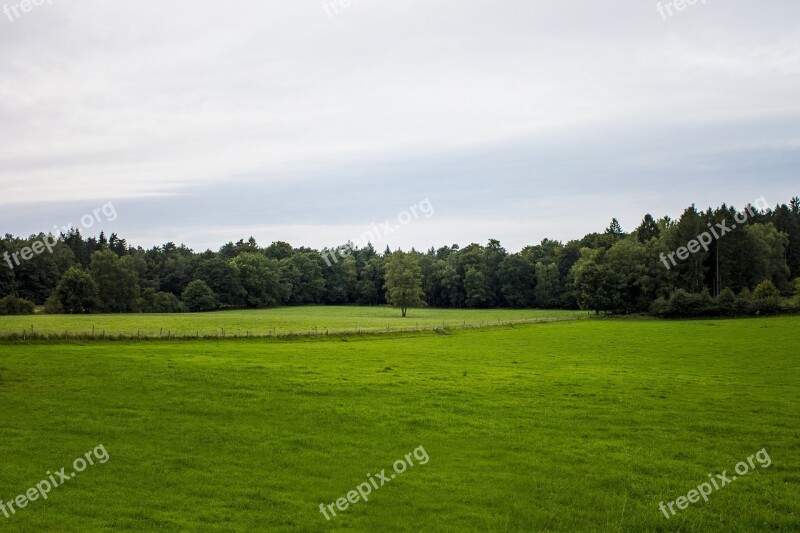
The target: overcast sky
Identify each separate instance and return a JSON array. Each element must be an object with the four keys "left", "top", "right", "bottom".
[{"left": 1, "top": 0, "right": 798, "bottom": 252}]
